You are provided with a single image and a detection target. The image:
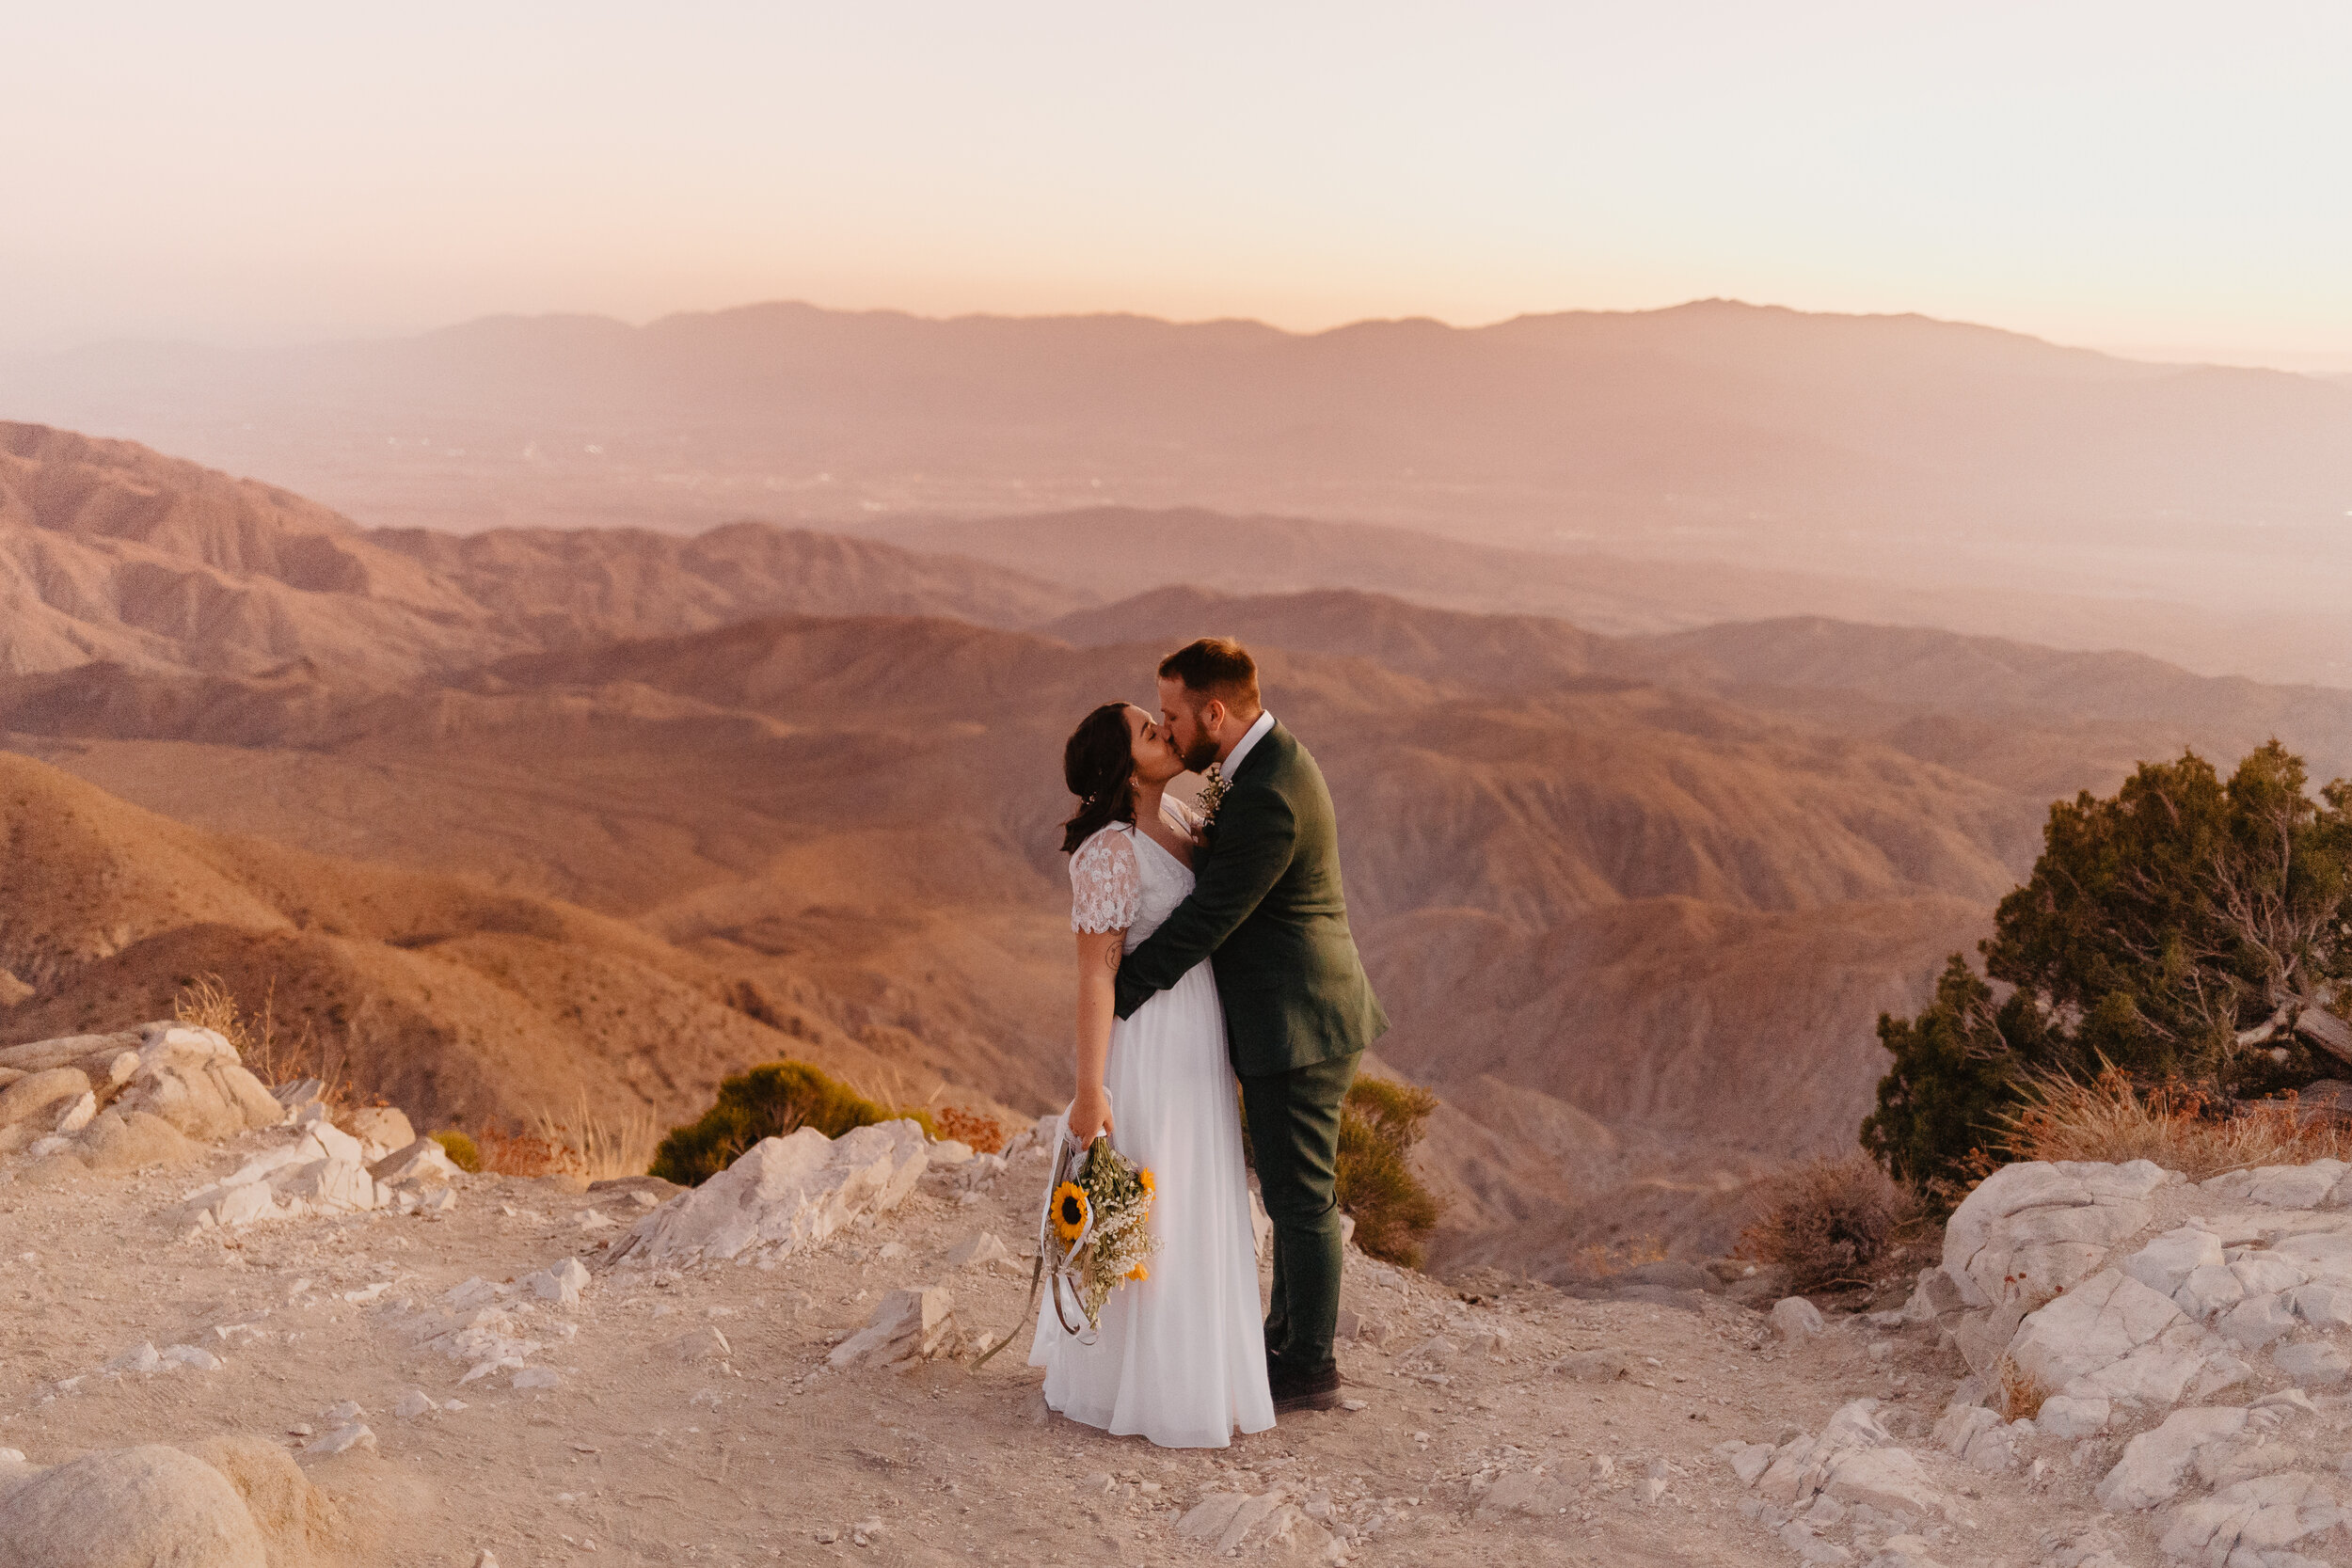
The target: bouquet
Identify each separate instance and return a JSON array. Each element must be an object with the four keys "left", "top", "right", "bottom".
[
  {"left": 1047, "top": 1133, "right": 1160, "bottom": 1335},
  {"left": 970, "top": 1125, "right": 1159, "bottom": 1369}
]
